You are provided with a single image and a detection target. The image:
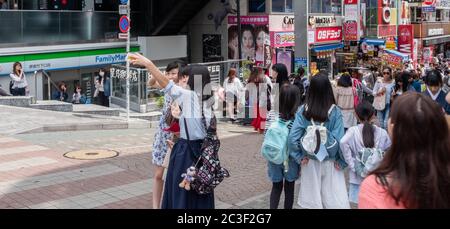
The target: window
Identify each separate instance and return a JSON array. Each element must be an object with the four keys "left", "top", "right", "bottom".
[
  {"left": 249, "top": 0, "right": 266, "bottom": 13},
  {"left": 436, "top": 9, "right": 442, "bottom": 22},
  {"left": 308, "top": 0, "right": 341, "bottom": 14},
  {"left": 272, "top": 0, "right": 293, "bottom": 13}
]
